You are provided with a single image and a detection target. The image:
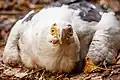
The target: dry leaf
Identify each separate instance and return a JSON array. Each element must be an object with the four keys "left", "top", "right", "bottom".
[
  {"left": 14, "top": 72, "right": 28, "bottom": 78},
  {"left": 84, "top": 57, "right": 110, "bottom": 73},
  {"left": 84, "top": 57, "right": 99, "bottom": 73},
  {"left": 3, "top": 68, "right": 20, "bottom": 76}
]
